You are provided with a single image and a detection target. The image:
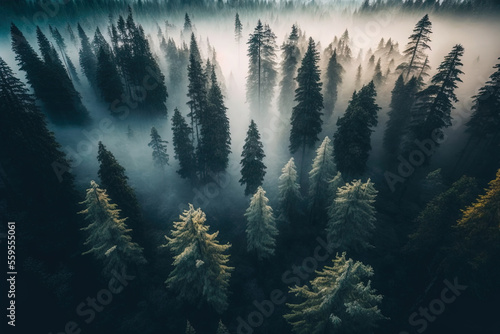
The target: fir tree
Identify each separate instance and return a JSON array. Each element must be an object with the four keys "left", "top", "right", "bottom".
[
  {"left": 323, "top": 49, "right": 344, "bottom": 118},
  {"left": 183, "top": 13, "right": 193, "bottom": 34},
  {"left": 278, "top": 158, "right": 302, "bottom": 222},
  {"left": 284, "top": 253, "right": 386, "bottom": 334},
  {"left": 79, "top": 181, "right": 146, "bottom": 275},
  {"left": 372, "top": 57, "right": 384, "bottom": 87},
  {"left": 289, "top": 37, "right": 324, "bottom": 178},
  {"left": 245, "top": 187, "right": 278, "bottom": 259},
  {"left": 326, "top": 179, "right": 377, "bottom": 252},
  {"left": 171, "top": 108, "right": 197, "bottom": 181},
  {"left": 148, "top": 126, "right": 169, "bottom": 169},
  {"left": 77, "top": 23, "right": 98, "bottom": 87},
  {"left": 234, "top": 13, "right": 243, "bottom": 44},
  {"left": 216, "top": 320, "right": 230, "bottom": 334},
  {"left": 240, "top": 120, "right": 267, "bottom": 196},
  {"left": 164, "top": 204, "right": 233, "bottom": 313},
  {"left": 97, "top": 142, "right": 144, "bottom": 243},
  {"left": 308, "top": 137, "right": 336, "bottom": 223},
  {"left": 278, "top": 24, "right": 300, "bottom": 117},
  {"left": 185, "top": 320, "right": 196, "bottom": 334},
  {"left": 49, "top": 25, "right": 79, "bottom": 83},
  {"left": 96, "top": 46, "right": 124, "bottom": 105},
  {"left": 355, "top": 64, "right": 362, "bottom": 89},
  {"left": 398, "top": 14, "right": 432, "bottom": 80}
]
